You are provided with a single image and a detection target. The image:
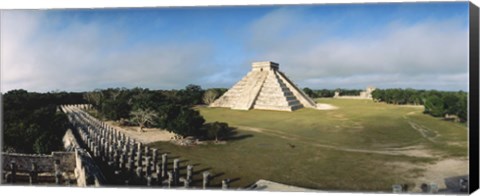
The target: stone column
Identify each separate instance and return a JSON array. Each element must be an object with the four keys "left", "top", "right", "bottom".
[
  {"left": 144, "top": 146, "right": 150, "bottom": 157},
  {"left": 392, "top": 184, "right": 402, "bottom": 193},
  {"left": 167, "top": 171, "right": 173, "bottom": 188},
  {"left": 96, "top": 135, "right": 101, "bottom": 148},
  {"left": 460, "top": 178, "right": 468, "bottom": 192},
  {"left": 113, "top": 151, "right": 120, "bottom": 170},
  {"left": 123, "top": 145, "right": 129, "bottom": 157},
  {"left": 136, "top": 143, "right": 142, "bottom": 155},
  {"left": 128, "top": 158, "right": 135, "bottom": 182},
  {"left": 29, "top": 162, "right": 38, "bottom": 184},
  {"left": 156, "top": 163, "right": 162, "bottom": 183},
  {"left": 136, "top": 167, "right": 144, "bottom": 183},
  {"left": 186, "top": 165, "right": 193, "bottom": 182},
  {"left": 9, "top": 161, "right": 16, "bottom": 183},
  {"left": 161, "top": 153, "right": 168, "bottom": 179},
  {"left": 87, "top": 138, "right": 92, "bottom": 149},
  {"left": 429, "top": 183, "right": 438, "bottom": 193},
  {"left": 145, "top": 156, "right": 152, "bottom": 178},
  {"left": 119, "top": 153, "right": 126, "bottom": 171},
  {"left": 114, "top": 170, "right": 122, "bottom": 185},
  {"left": 136, "top": 151, "right": 143, "bottom": 168},
  {"left": 202, "top": 171, "right": 210, "bottom": 189},
  {"left": 129, "top": 147, "right": 135, "bottom": 163},
  {"left": 104, "top": 142, "right": 109, "bottom": 161},
  {"left": 54, "top": 160, "right": 62, "bottom": 185},
  {"left": 151, "top": 148, "right": 158, "bottom": 172},
  {"left": 222, "top": 179, "right": 230, "bottom": 190},
  {"left": 173, "top": 159, "right": 180, "bottom": 186},
  {"left": 93, "top": 146, "right": 100, "bottom": 158},
  {"left": 100, "top": 138, "right": 106, "bottom": 155},
  {"left": 180, "top": 178, "right": 190, "bottom": 188},
  {"left": 147, "top": 175, "right": 152, "bottom": 187},
  {"left": 109, "top": 144, "right": 115, "bottom": 162}
]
